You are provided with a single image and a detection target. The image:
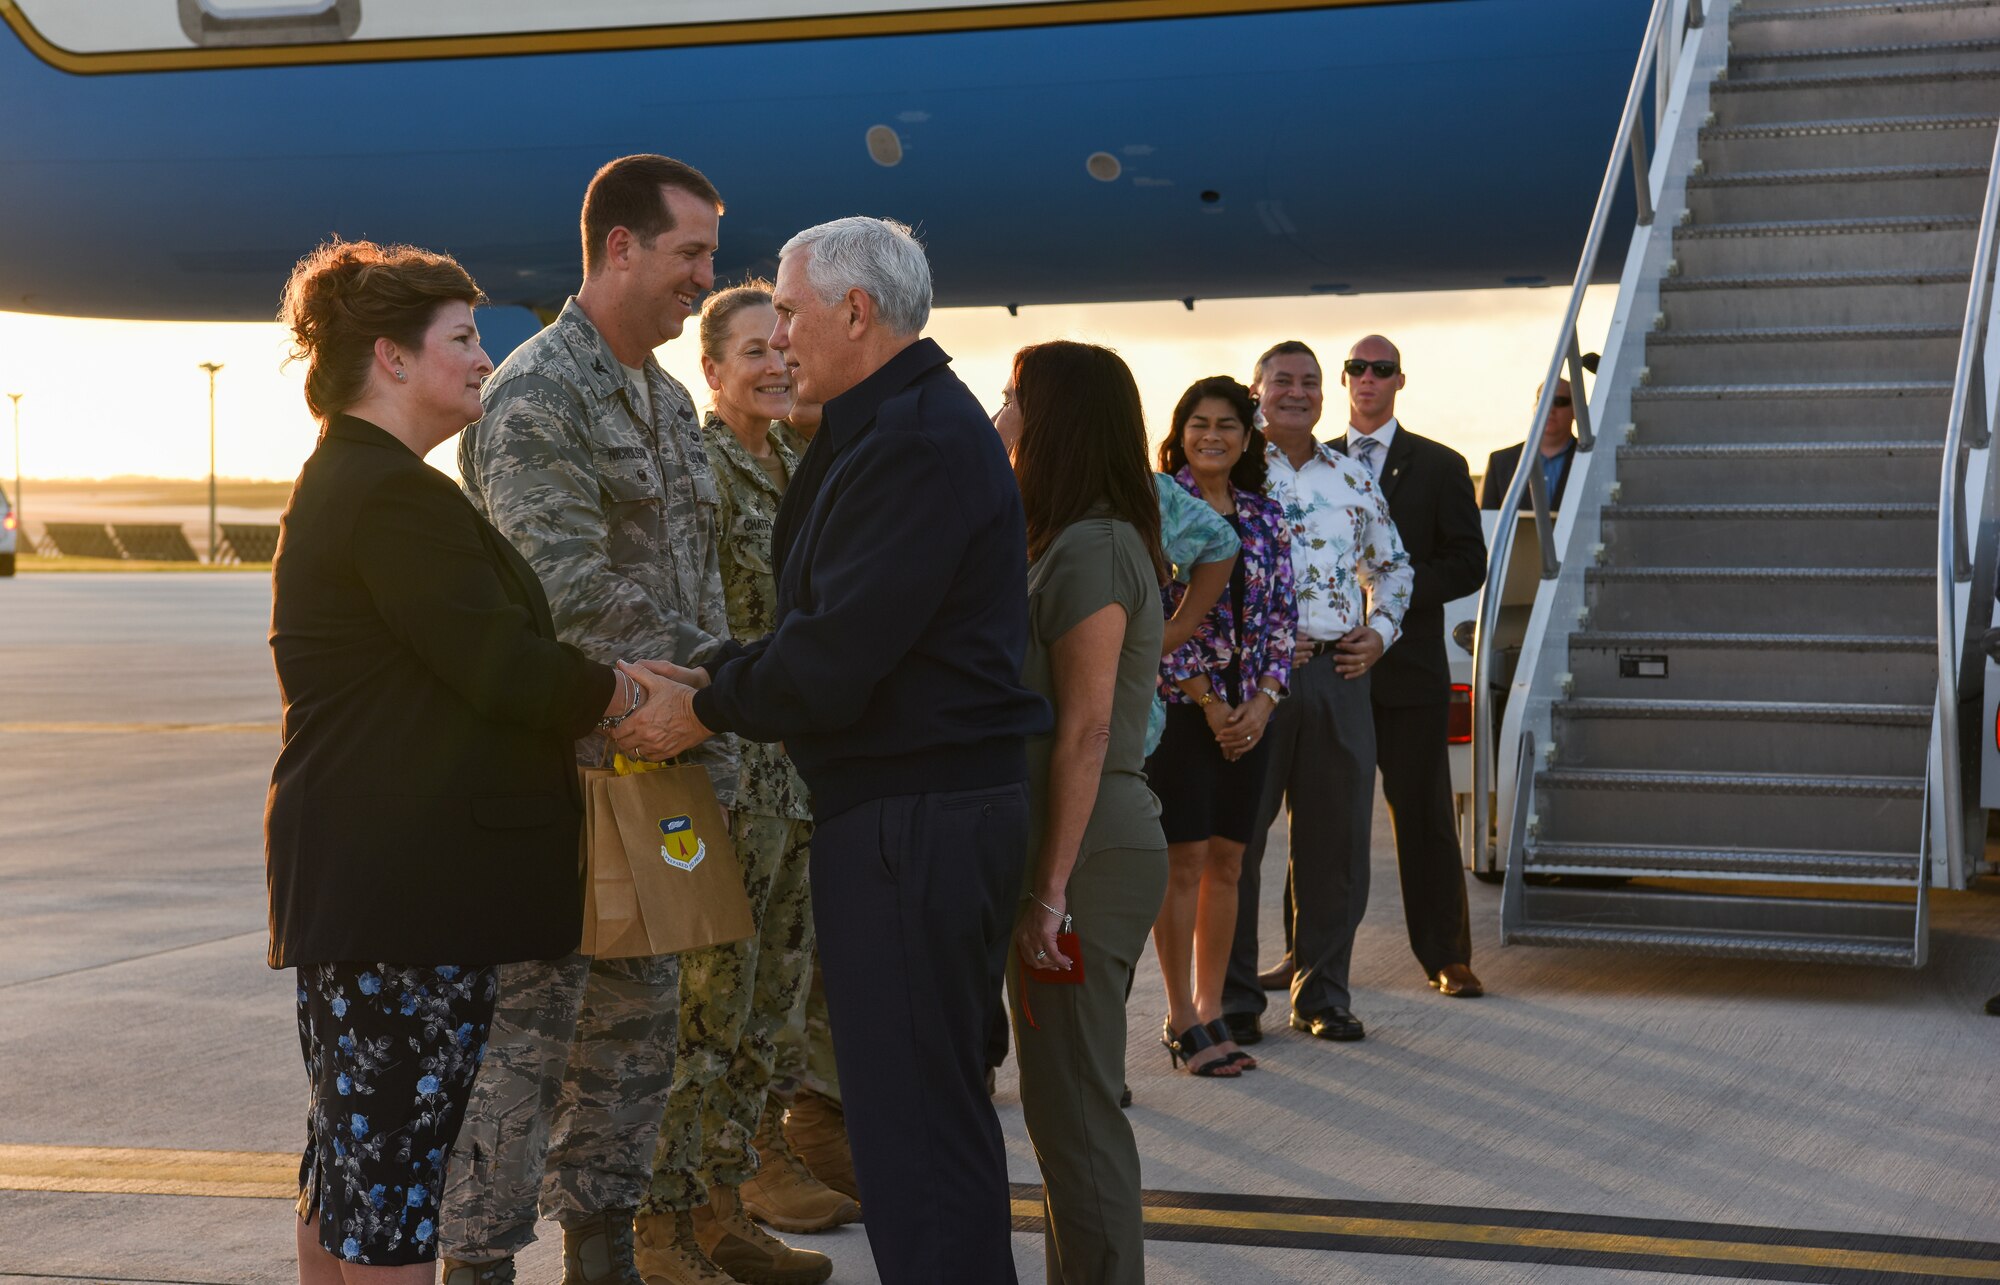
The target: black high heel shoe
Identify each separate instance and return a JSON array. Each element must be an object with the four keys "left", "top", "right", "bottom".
[
  {"left": 1204, "top": 1018, "right": 1257, "bottom": 1071},
  {"left": 1162, "top": 1018, "right": 1241, "bottom": 1077}
]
